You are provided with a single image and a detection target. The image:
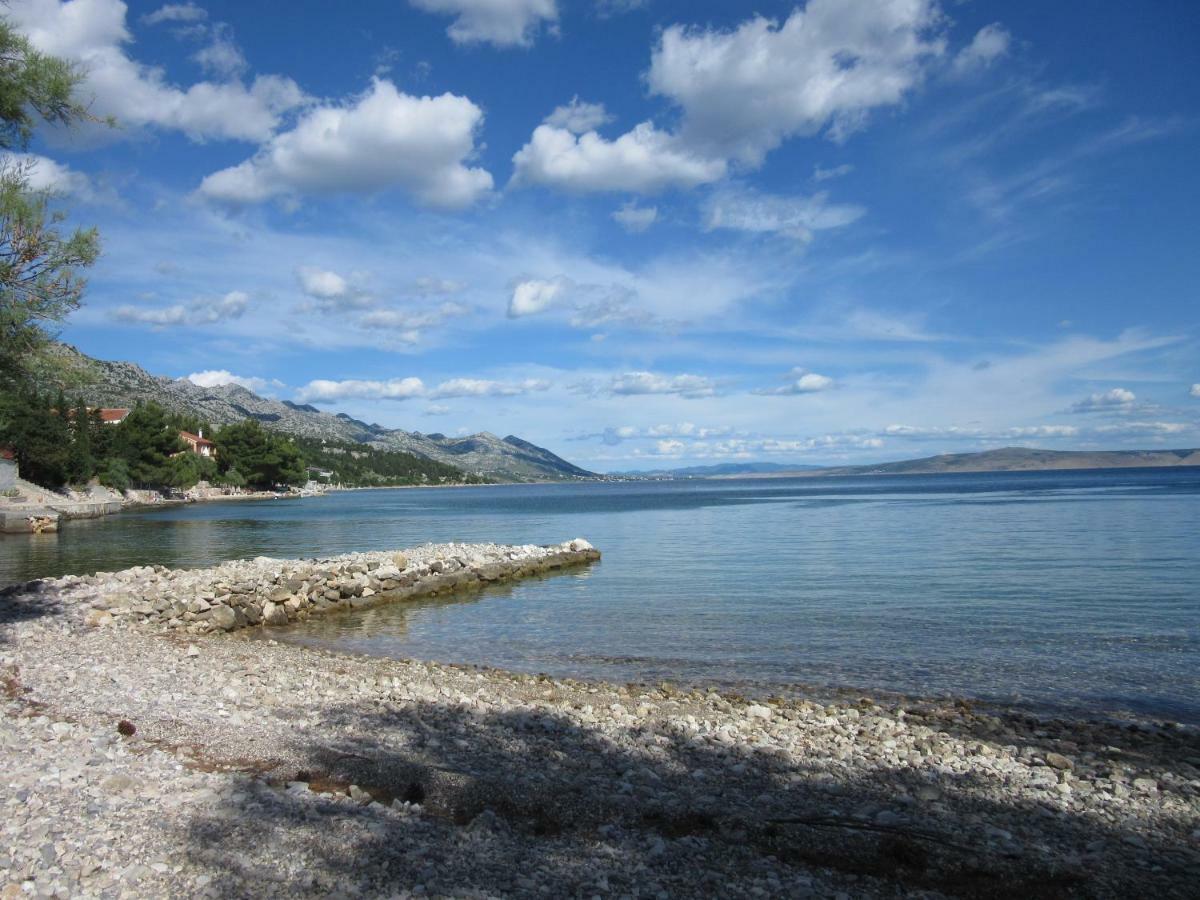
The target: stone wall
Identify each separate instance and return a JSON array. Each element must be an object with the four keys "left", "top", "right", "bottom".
[
  {"left": 0, "top": 457, "right": 14, "bottom": 491},
  {"left": 34, "top": 540, "right": 601, "bottom": 635}
]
